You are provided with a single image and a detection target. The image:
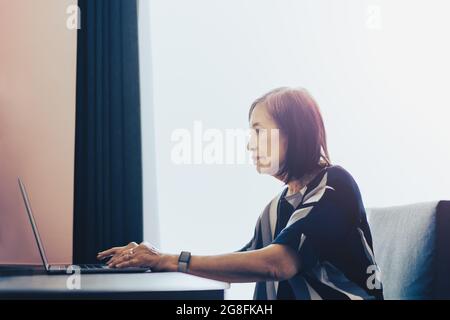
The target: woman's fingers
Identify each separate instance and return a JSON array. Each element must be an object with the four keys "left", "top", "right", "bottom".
[
  {"left": 106, "top": 256, "right": 122, "bottom": 267},
  {"left": 107, "top": 247, "right": 138, "bottom": 267},
  {"left": 108, "top": 251, "right": 134, "bottom": 268},
  {"left": 116, "top": 258, "right": 141, "bottom": 269},
  {"left": 106, "top": 253, "right": 124, "bottom": 266},
  {"left": 97, "top": 247, "right": 119, "bottom": 259},
  {"left": 97, "top": 242, "right": 138, "bottom": 260}
]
